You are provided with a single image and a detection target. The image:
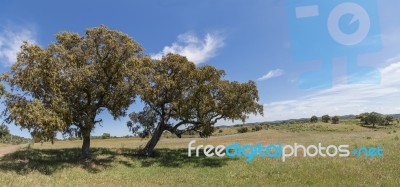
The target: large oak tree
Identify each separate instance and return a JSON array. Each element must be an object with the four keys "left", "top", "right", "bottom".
[
  {"left": 127, "top": 54, "right": 263, "bottom": 156},
  {"left": 1, "top": 26, "right": 144, "bottom": 159}
]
